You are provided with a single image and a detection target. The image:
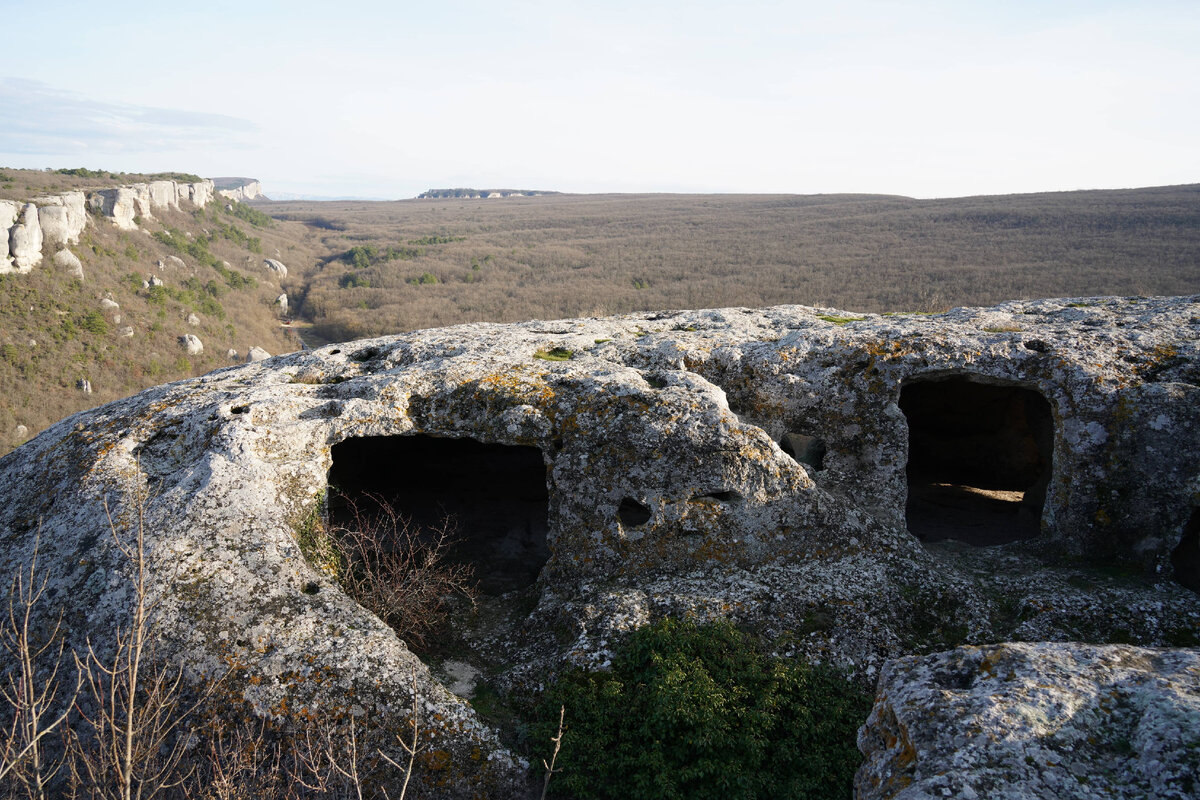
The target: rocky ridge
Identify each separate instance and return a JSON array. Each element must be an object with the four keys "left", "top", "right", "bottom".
[
  {"left": 0, "top": 295, "right": 1197, "bottom": 797},
  {"left": 1, "top": 178, "right": 215, "bottom": 273}
]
